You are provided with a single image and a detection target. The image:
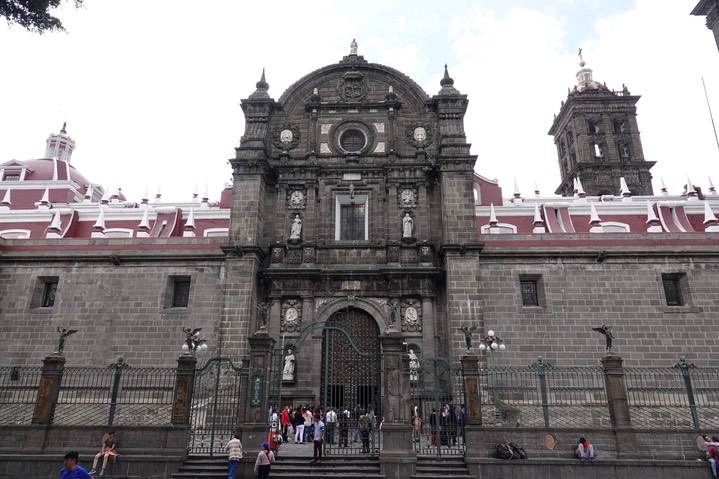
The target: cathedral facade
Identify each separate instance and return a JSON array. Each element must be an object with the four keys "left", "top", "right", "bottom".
[{"left": 0, "top": 41, "right": 718, "bottom": 413}]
